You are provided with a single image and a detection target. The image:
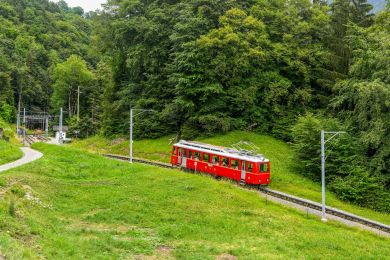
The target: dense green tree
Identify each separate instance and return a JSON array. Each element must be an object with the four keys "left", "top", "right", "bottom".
[
  {"left": 292, "top": 113, "right": 390, "bottom": 212},
  {"left": 97, "top": 0, "right": 329, "bottom": 139},
  {"left": 321, "top": 0, "right": 373, "bottom": 84},
  {"left": 52, "top": 55, "right": 95, "bottom": 117},
  {"left": 331, "top": 15, "right": 390, "bottom": 187},
  {"left": 0, "top": 0, "right": 92, "bottom": 119}
]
